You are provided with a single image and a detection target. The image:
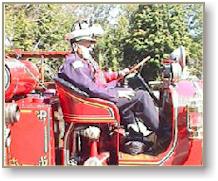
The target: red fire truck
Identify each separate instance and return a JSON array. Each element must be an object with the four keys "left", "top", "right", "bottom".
[{"left": 4, "top": 48, "right": 203, "bottom": 166}]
